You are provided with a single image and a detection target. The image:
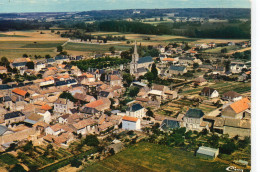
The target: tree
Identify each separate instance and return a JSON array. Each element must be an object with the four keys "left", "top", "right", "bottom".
[
  {"left": 221, "top": 48, "right": 228, "bottom": 53},
  {"left": 144, "top": 72, "right": 154, "bottom": 82},
  {"left": 121, "top": 51, "right": 131, "bottom": 60},
  {"left": 224, "top": 60, "right": 231, "bottom": 72},
  {"left": 220, "top": 141, "right": 236, "bottom": 154},
  {"left": 146, "top": 108, "right": 154, "bottom": 117},
  {"left": 122, "top": 73, "right": 133, "bottom": 87},
  {"left": 26, "top": 61, "right": 34, "bottom": 69},
  {"left": 70, "top": 159, "right": 82, "bottom": 168},
  {"left": 193, "top": 63, "right": 199, "bottom": 69},
  {"left": 151, "top": 63, "right": 158, "bottom": 79},
  {"left": 10, "top": 164, "right": 26, "bottom": 172},
  {"left": 45, "top": 54, "right": 51, "bottom": 59},
  {"left": 0, "top": 56, "right": 10, "bottom": 67},
  {"left": 59, "top": 91, "right": 76, "bottom": 102},
  {"left": 23, "top": 141, "right": 33, "bottom": 152},
  {"left": 109, "top": 46, "right": 116, "bottom": 54},
  {"left": 129, "top": 86, "right": 140, "bottom": 97},
  {"left": 84, "top": 135, "right": 99, "bottom": 147},
  {"left": 57, "top": 45, "right": 63, "bottom": 52},
  {"left": 100, "top": 73, "right": 106, "bottom": 81},
  {"left": 22, "top": 54, "right": 28, "bottom": 58}
]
